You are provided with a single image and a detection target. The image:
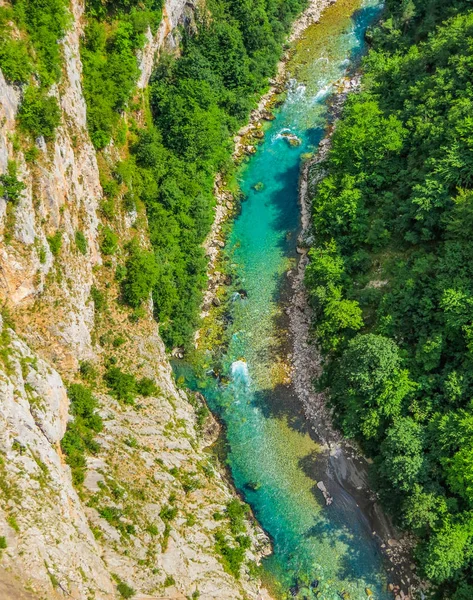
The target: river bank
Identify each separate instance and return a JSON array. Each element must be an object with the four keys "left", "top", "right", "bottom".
[
  {"left": 199, "top": 0, "right": 337, "bottom": 324},
  {"left": 288, "top": 74, "right": 421, "bottom": 598}
]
